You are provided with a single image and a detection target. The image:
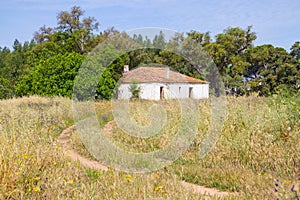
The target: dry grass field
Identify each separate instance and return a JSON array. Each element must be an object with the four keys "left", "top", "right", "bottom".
[{"left": 0, "top": 94, "right": 299, "bottom": 199}]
